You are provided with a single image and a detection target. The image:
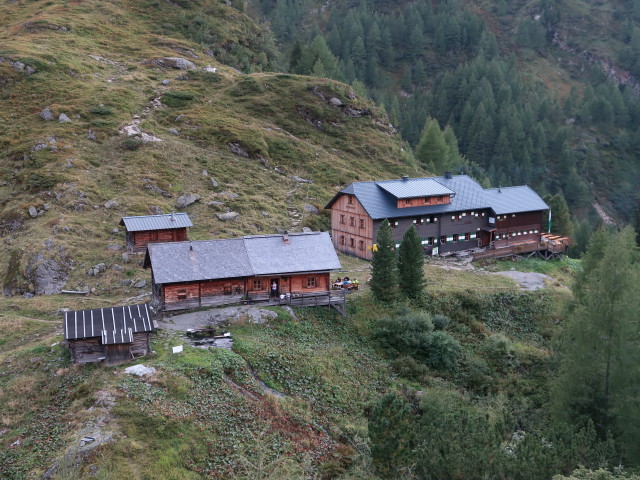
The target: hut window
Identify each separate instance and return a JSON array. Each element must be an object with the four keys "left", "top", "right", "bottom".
[
  {"left": 404, "top": 199, "right": 411, "bottom": 205},
  {"left": 350, "top": 216, "right": 356, "bottom": 226},
  {"left": 306, "top": 277, "right": 317, "bottom": 288},
  {"left": 347, "top": 195, "right": 353, "bottom": 204},
  {"left": 340, "top": 236, "right": 345, "bottom": 245},
  {"left": 177, "top": 289, "right": 187, "bottom": 300},
  {"left": 465, "top": 232, "right": 471, "bottom": 241},
  {"left": 223, "top": 285, "right": 232, "bottom": 295},
  {"left": 453, "top": 234, "right": 459, "bottom": 242},
  {"left": 359, "top": 218, "right": 365, "bottom": 229},
  {"left": 440, "top": 235, "right": 447, "bottom": 244},
  {"left": 359, "top": 240, "right": 364, "bottom": 250},
  {"left": 349, "top": 237, "right": 355, "bottom": 248},
  {"left": 253, "top": 279, "right": 263, "bottom": 290},
  {"left": 340, "top": 214, "right": 345, "bottom": 224}
]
